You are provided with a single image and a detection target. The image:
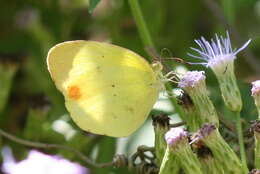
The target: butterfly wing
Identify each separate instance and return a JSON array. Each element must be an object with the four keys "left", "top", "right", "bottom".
[{"left": 47, "top": 41, "right": 160, "bottom": 137}]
